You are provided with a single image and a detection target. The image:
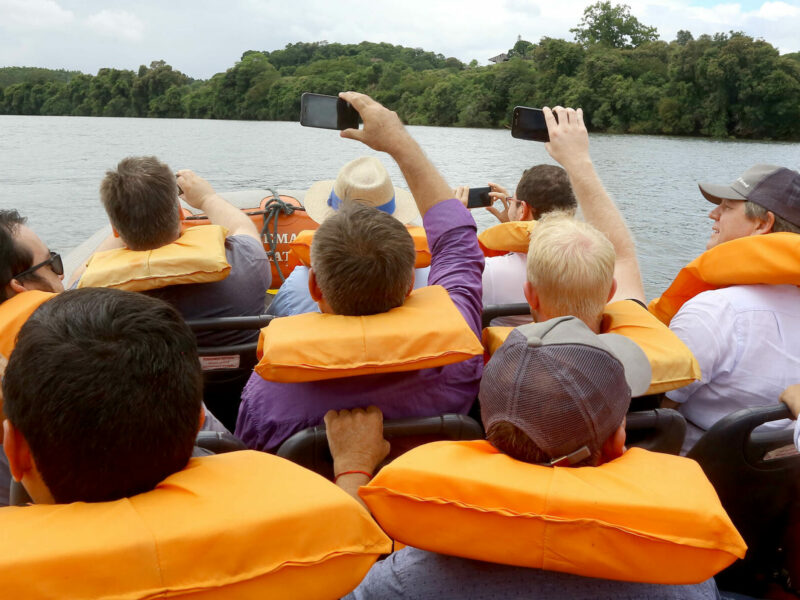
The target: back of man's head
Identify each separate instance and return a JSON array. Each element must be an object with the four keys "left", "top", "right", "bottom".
[
  {"left": 100, "top": 156, "right": 180, "bottom": 251},
  {"left": 527, "top": 214, "right": 614, "bottom": 326},
  {"left": 480, "top": 317, "right": 650, "bottom": 468},
  {"left": 311, "top": 202, "right": 415, "bottom": 316},
  {"left": 2, "top": 287, "right": 203, "bottom": 503},
  {"left": 0, "top": 210, "right": 31, "bottom": 302},
  {"left": 516, "top": 165, "right": 576, "bottom": 219}
]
